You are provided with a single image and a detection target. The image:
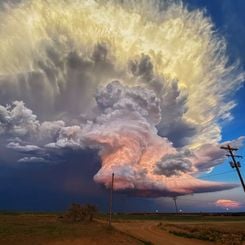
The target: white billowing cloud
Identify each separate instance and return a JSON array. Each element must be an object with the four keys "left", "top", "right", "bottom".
[
  {"left": 38, "top": 121, "right": 65, "bottom": 143},
  {"left": 0, "top": 0, "right": 243, "bottom": 147},
  {"left": 18, "top": 157, "right": 51, "bottom": 164},
  {"left": 45, "top": 126, "right": 85, "bottom": 150},
  {"left": 7, "top": 142, "right": 41, "bottom": 153},
  {"left": 0, "top": 101, "right": 39, "bottom": 137},
  {"left": 0, "top": 81, "right": 239, "bottom": 196},
  {"left": 95, "top": 80, "right": 161, "bottom": 125},
  {"left": 0, "top": 0, "right": 244, "bottom": 197}
]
